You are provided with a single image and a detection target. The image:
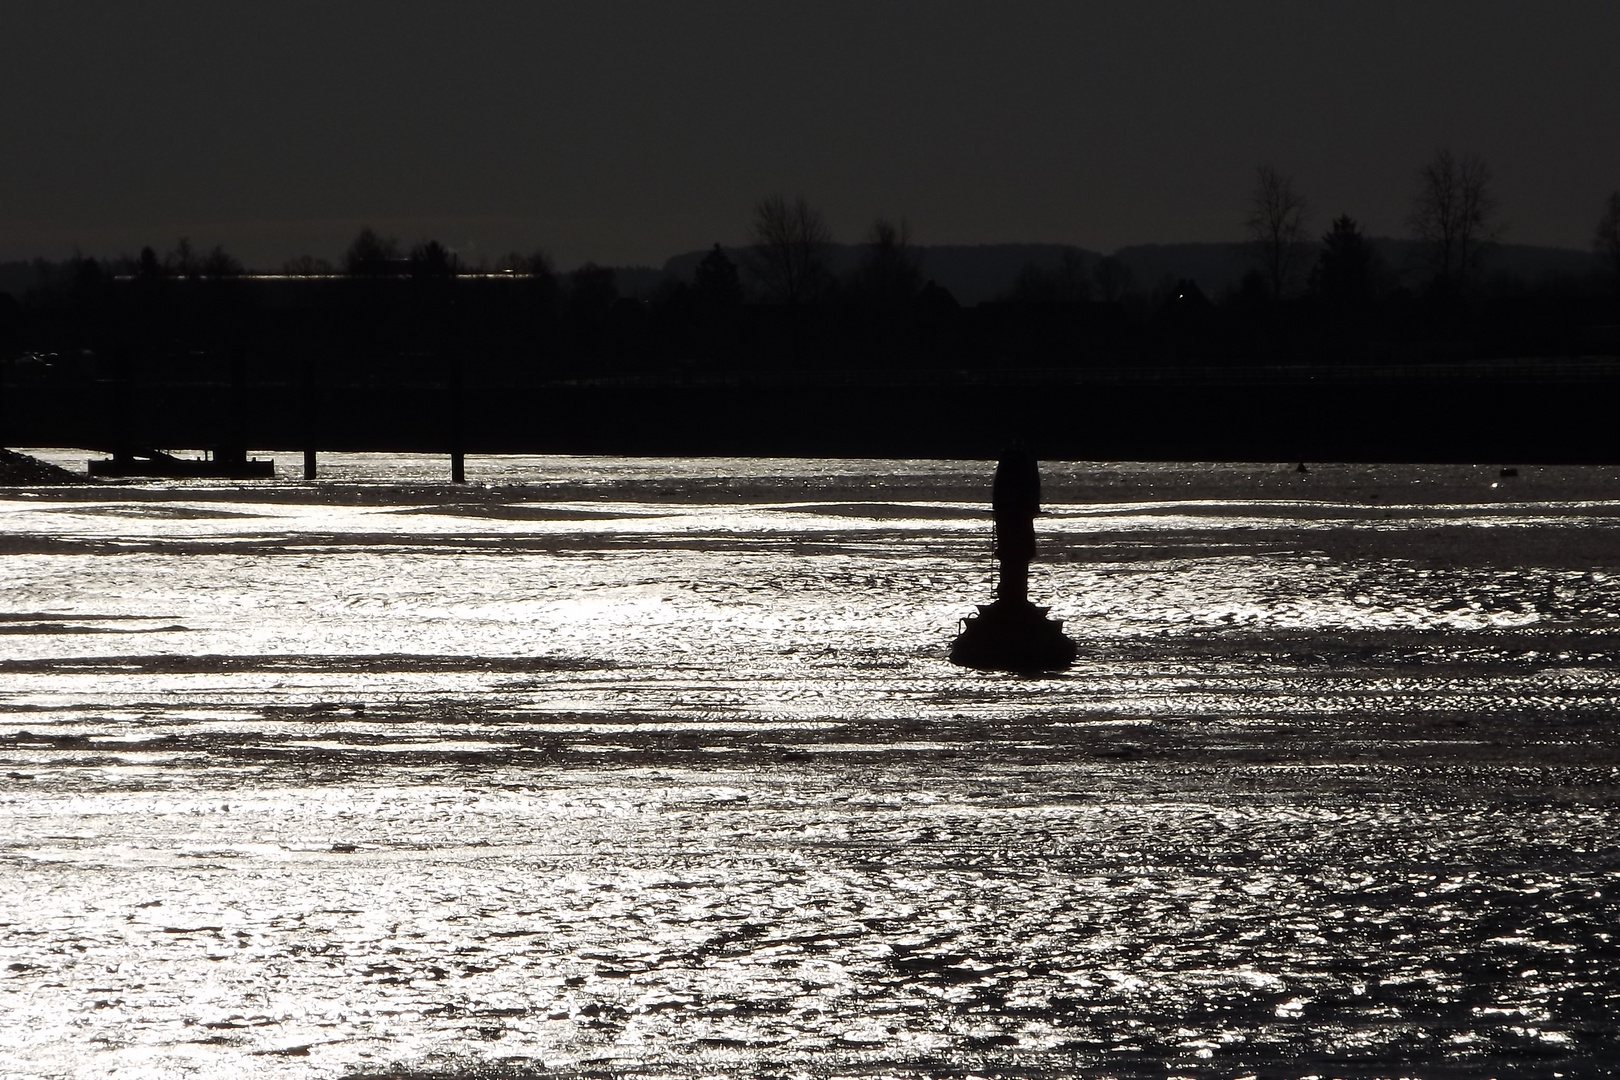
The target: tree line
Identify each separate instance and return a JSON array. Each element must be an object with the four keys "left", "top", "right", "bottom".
[
  {"left": 3, "top": 151, "right": 1619, "bottom": 382},
  {"left": 1247, "top": 149, "right": 1620, "bottom": 300}
]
